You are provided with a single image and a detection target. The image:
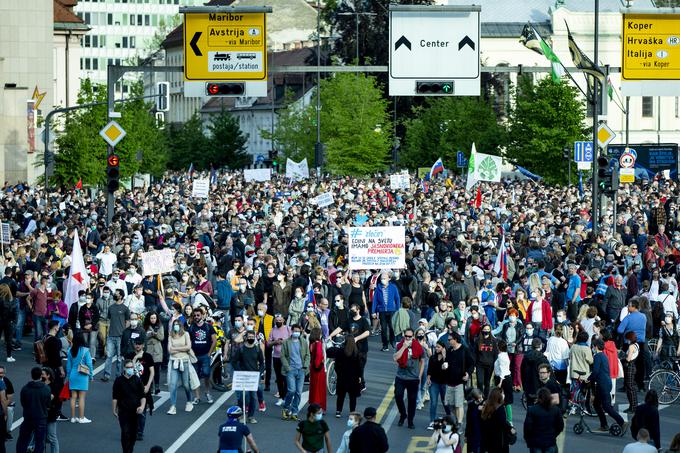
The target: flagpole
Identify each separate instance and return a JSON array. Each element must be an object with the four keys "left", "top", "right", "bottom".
[{"left": 591, "top": 0, "right": 600, "bottom": 235}]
